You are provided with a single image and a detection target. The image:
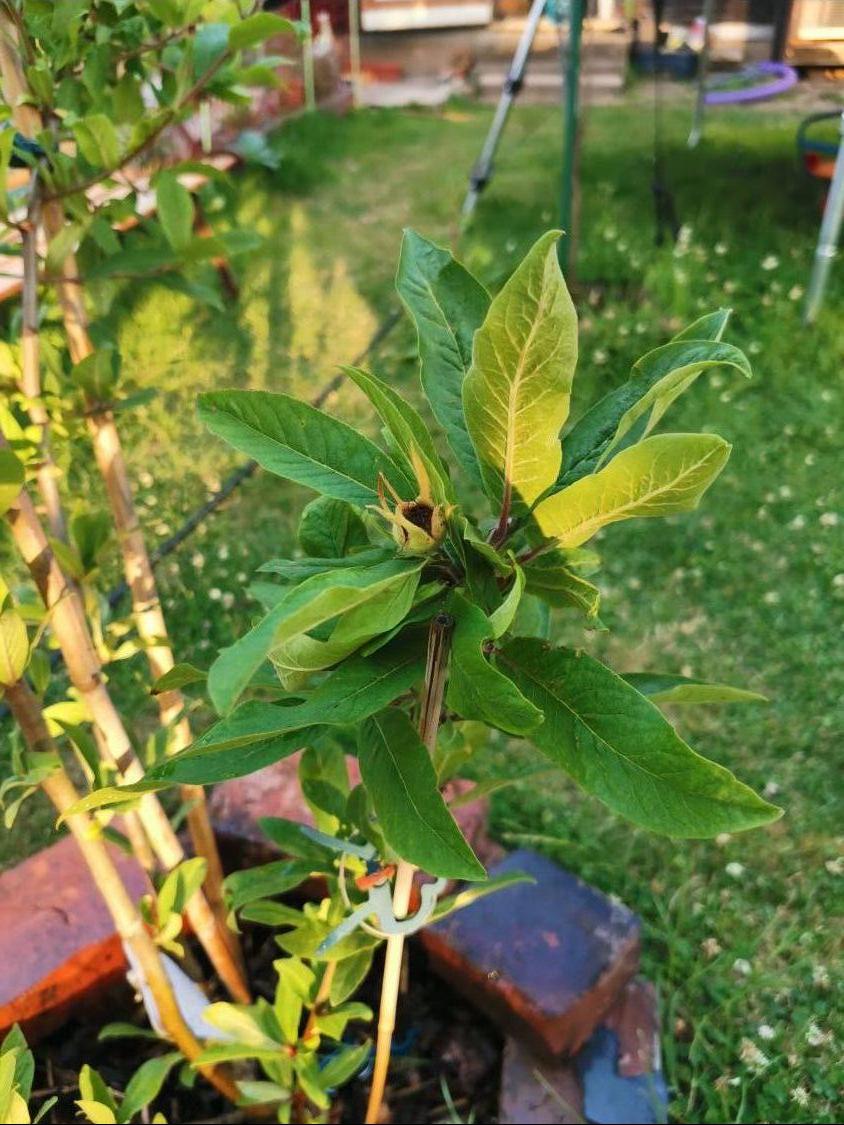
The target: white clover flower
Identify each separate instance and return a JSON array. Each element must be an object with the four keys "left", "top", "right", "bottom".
[
  {"left": 191, "top": 551, "right": 205, "bottom": 570},
  {"left": 209, "top": 587, "right": 222, "bottom": 601},
  {"left": 757, "top": 1024, "right": 776, "bottom": 1041},
  {"left": 763, "top": 591, "right": 780, "bottom": 606},
  {"left": 763, "top": 780, "right": 781, "bottom": 797},
  {"left": 506, "top": 239, "right": 517, "bottom": 253},
  {"left": 218, "top": 544, "right": 230, "bottom": 561},
  {"left": 820, "top": 512, "right": 839, "bottom": 527},
  {"left": 222, "top": 592, "right": 235, "bottom": 610},
  {"left": 593, "top": 349, "right": 608, "bottom": 365},
  {"left": 726, "top": 861, "right": 746, "bottom": 879},
  {"left": 805, "top": 1021, "right": 831, "bottom": 1047},
  {"left": 833, "top": 574, "right": 844, "bottom": 588},
  {"left": 790, "top": 1086, "right": 810, "bottom": 1108},
  {"left": 761, "top": 254, "right": 779, "bottom": 271},
  {"left": 789, "top": 514, "right": 806, "bottom": 531},
  {"left": 825, "top": 856, "right": 844, "bottom": 876},
  {"left": 701, "top": 937, "right": 722, "bottom": 958},
  {"left": 788, "top": 285, "right": 804, "bottom": 301},
  {"left": 812, "top": 965, "right": 831, "bottom": 989},
  {"left": 715, "top": 241, "right": 728, "bottom": 255},
  {"left": 237, "top": 571, "right": 248, "bottom": 583},
  {"left": 139, "top": 470, "right": 154, "bottom": 488},
  {"left": 740, "top": 1037, "right": 770, "bottom": 1072},
  {"left": 733, "top": 958, "right": 752, "bottom": 976},
  {"left": 724, "top": 280, "right": 737, "bottom": 293}
]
